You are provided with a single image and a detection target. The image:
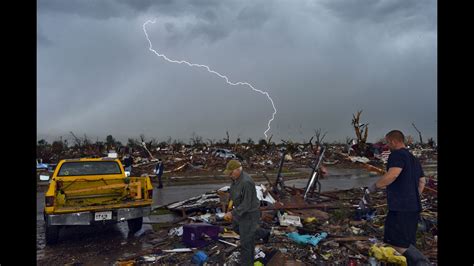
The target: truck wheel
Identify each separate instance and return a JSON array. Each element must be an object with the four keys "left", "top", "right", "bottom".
[
  {"left": 127, "top": 217, "right": 143, "bottom": 233},
  {"left": 45, "top": 223, "right": 60, "bottom": 245}
]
